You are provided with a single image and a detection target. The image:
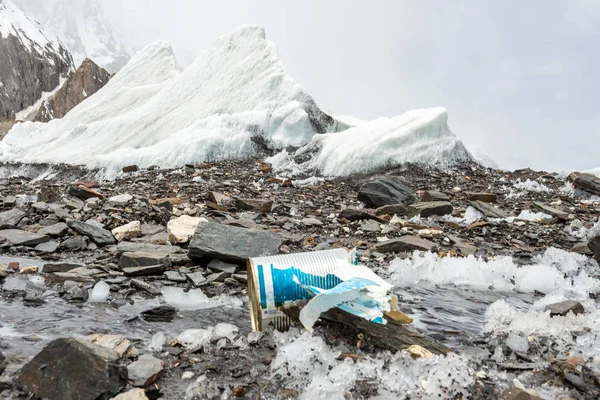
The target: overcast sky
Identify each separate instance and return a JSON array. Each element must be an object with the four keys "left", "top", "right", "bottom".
[{"left": 102, "top": 0, "right": 600, "bottom": 172}]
